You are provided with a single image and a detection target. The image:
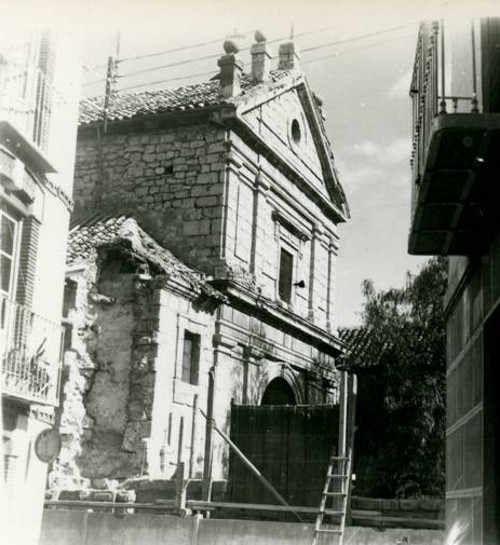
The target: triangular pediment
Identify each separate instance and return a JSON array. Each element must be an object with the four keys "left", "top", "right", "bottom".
[{"left": 235, "top": 75, "right": 349, "bottom": 221}]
